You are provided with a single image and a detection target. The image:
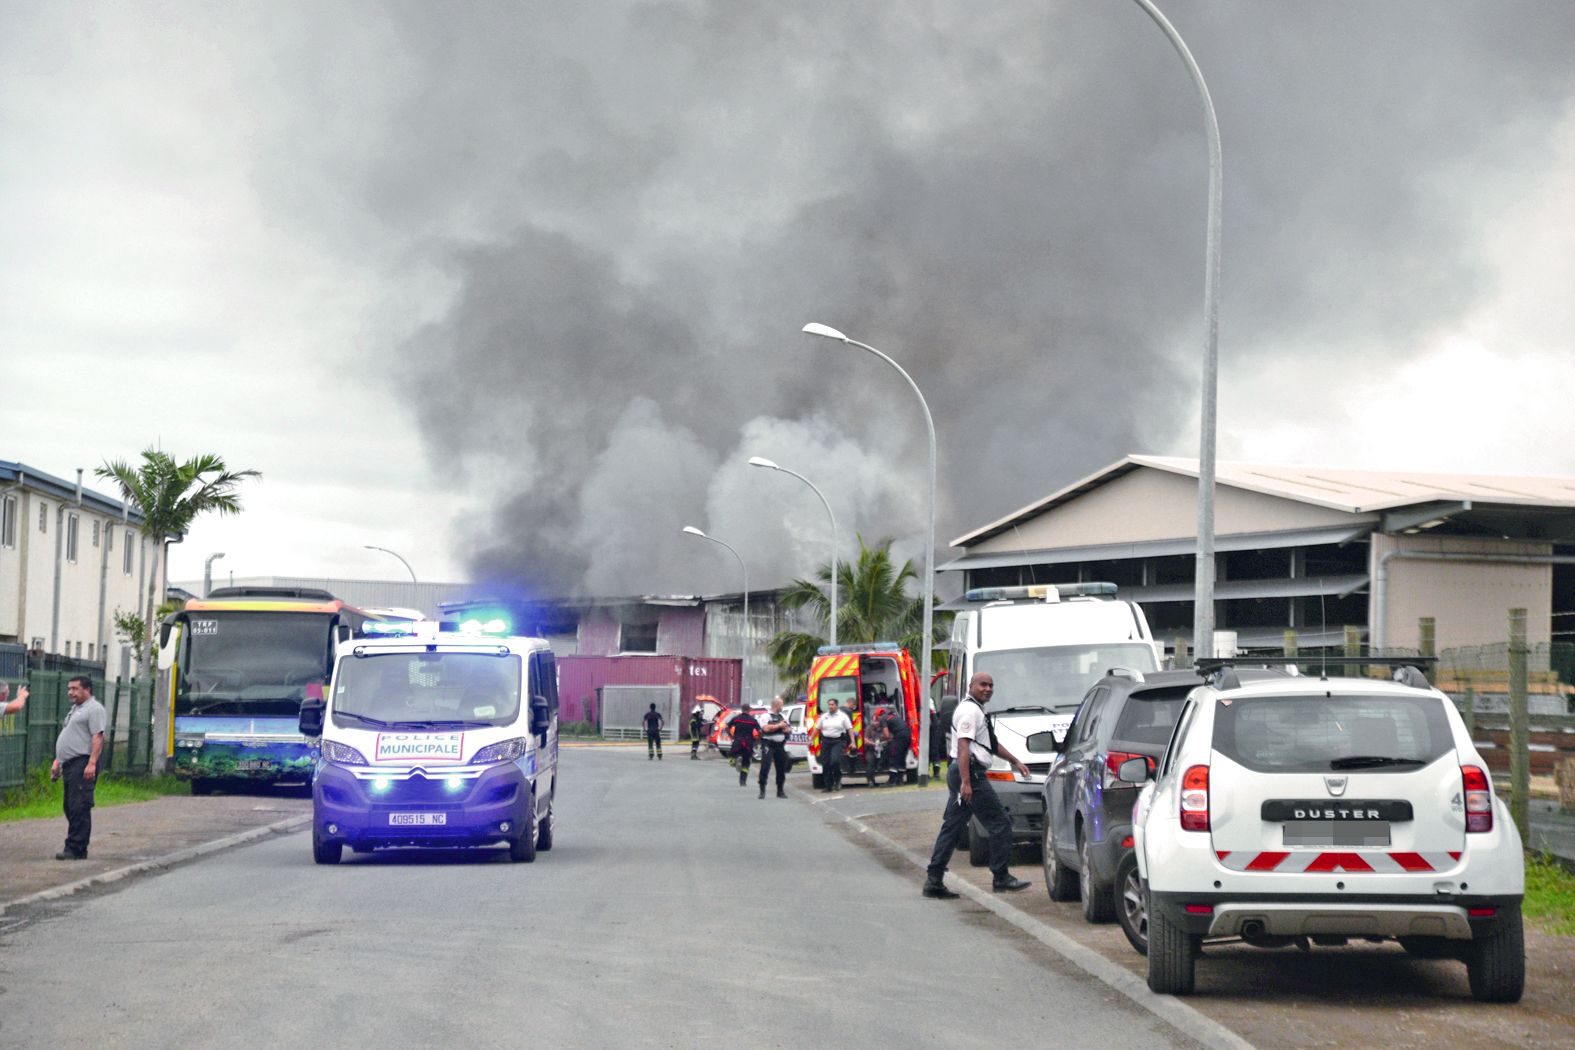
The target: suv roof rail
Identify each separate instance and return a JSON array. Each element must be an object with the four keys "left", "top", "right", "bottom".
[
  {"left": 1105, "top": 666, "right": 1146, "bottom": 683},
  {"left": 1195, "top": 654, "right": 1436, "bottom": 687}
]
